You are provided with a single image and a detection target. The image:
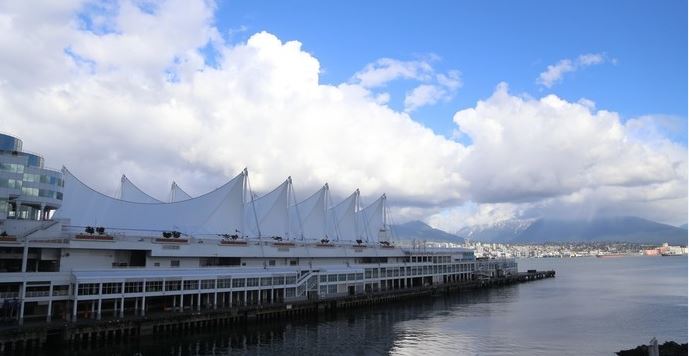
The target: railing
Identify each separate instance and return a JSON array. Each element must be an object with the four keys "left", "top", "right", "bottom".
[
  {"left": 0, "top": 292, "right": 19, "bottom": 299},
  {"left": 25, "top": 290, "right": 50, "bottom": 297}
]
